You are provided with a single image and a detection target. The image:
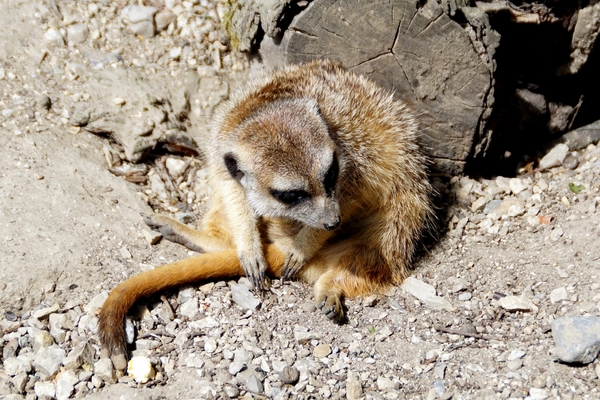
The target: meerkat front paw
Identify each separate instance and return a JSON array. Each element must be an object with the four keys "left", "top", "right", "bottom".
[
  {"left": 281, "top": 250, "right": 309, "bottom": 280},
  {"left": 141, "top": 213, "right": 204, "bottom": 252},
  {"left": 315, "top": 290, "right": 345, "bottom": 323},
  {"left": 238, "top": 251, "right": 268, "bottom": 290}
]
